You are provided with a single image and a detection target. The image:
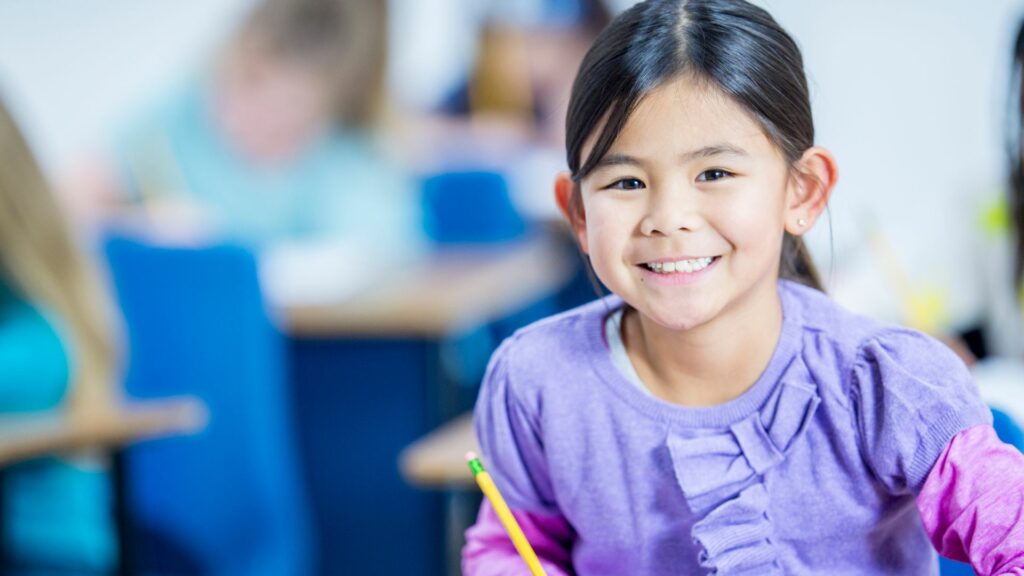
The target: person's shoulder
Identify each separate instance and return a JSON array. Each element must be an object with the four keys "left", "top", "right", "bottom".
[
  {"left": 490, "top": 295, "right": 616, "bottom": 385},
  {"left": 507, "top": 294, "right": 614, "bottom": 343},
  {"left": 320, "top": 129, "right": 410, "bottom": 185},
  {"left": 0, "top": 283, "right": 70, "bottom": 406},
  {"left": 321, "top": 128, "right": 392, "bottom": 164},
  {"left": 783, "top": 279, "right": 902, "bottom": 353},
  {"left": 781, "top": 280, "right": 968, "bottom": 397}
]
